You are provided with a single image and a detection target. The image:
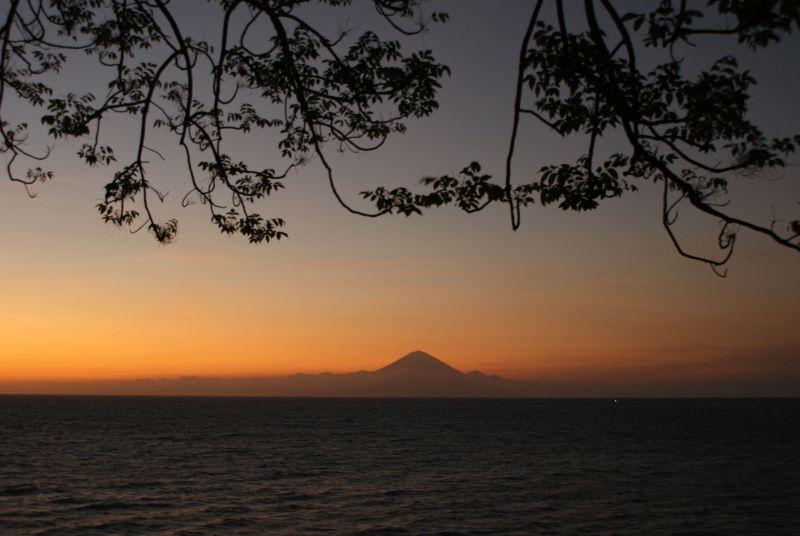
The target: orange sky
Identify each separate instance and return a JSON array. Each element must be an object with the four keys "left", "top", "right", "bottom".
[
  {"left": 1, "top": 1, "right": 799, "bottom": 393},
  {"left": 2, "top": 171, "right": 798, "bottom": 385}
]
